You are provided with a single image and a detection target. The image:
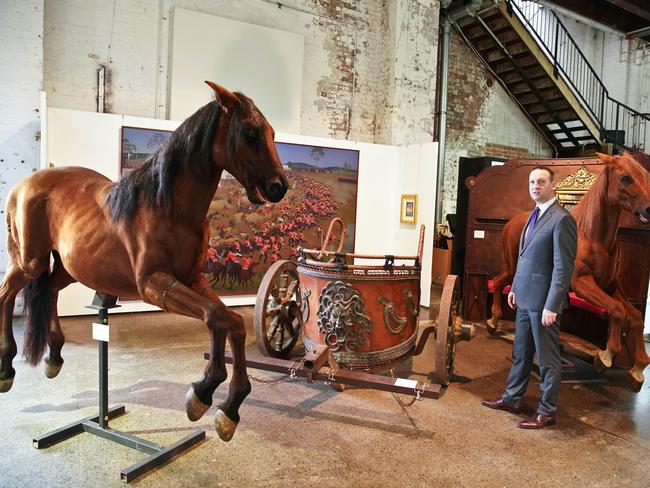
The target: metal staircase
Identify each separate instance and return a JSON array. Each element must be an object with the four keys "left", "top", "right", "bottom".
[{"left": 450, "top": 0, "right": 649, "bottom": 155}]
